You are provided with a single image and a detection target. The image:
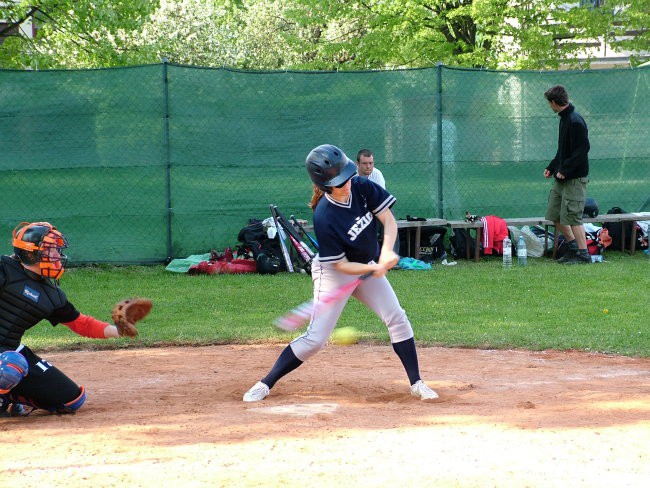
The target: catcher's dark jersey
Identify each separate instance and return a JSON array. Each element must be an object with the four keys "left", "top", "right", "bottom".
[{"left": 0, "top": 255, "right": 79, "bottom": 350}]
